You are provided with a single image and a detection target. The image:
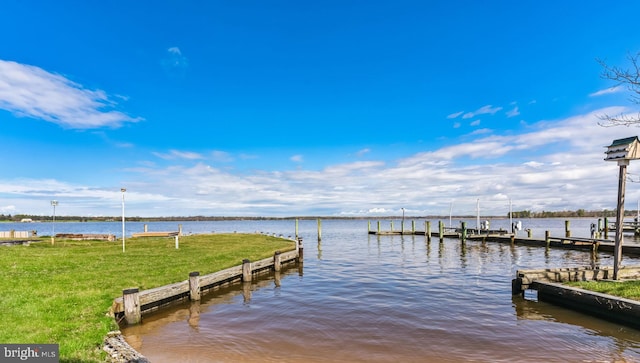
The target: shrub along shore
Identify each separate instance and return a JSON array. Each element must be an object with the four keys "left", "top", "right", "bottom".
[{"left": 0, "top": 234, "right": 295, "bottom": 362}]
